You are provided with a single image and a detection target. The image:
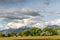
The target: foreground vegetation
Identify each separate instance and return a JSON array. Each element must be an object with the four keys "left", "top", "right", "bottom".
[{"left": 0, "top": 27, "right": 60, "bottom": 37}]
